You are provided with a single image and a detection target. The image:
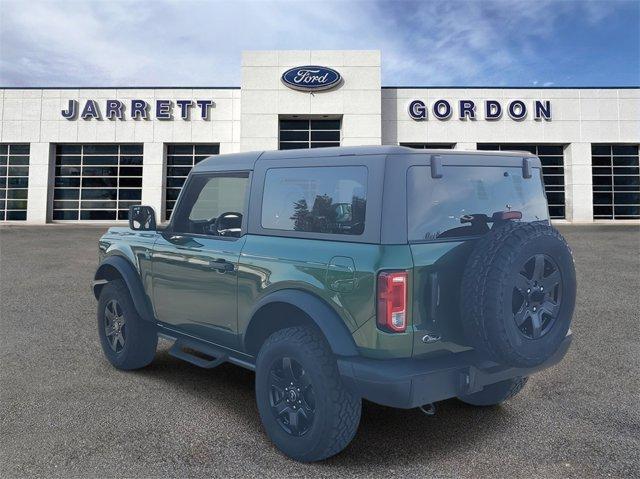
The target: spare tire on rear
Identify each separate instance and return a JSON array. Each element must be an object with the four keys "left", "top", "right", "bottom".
[{"left": 460, "top": 221, "right": 576, "bottom": 367}]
